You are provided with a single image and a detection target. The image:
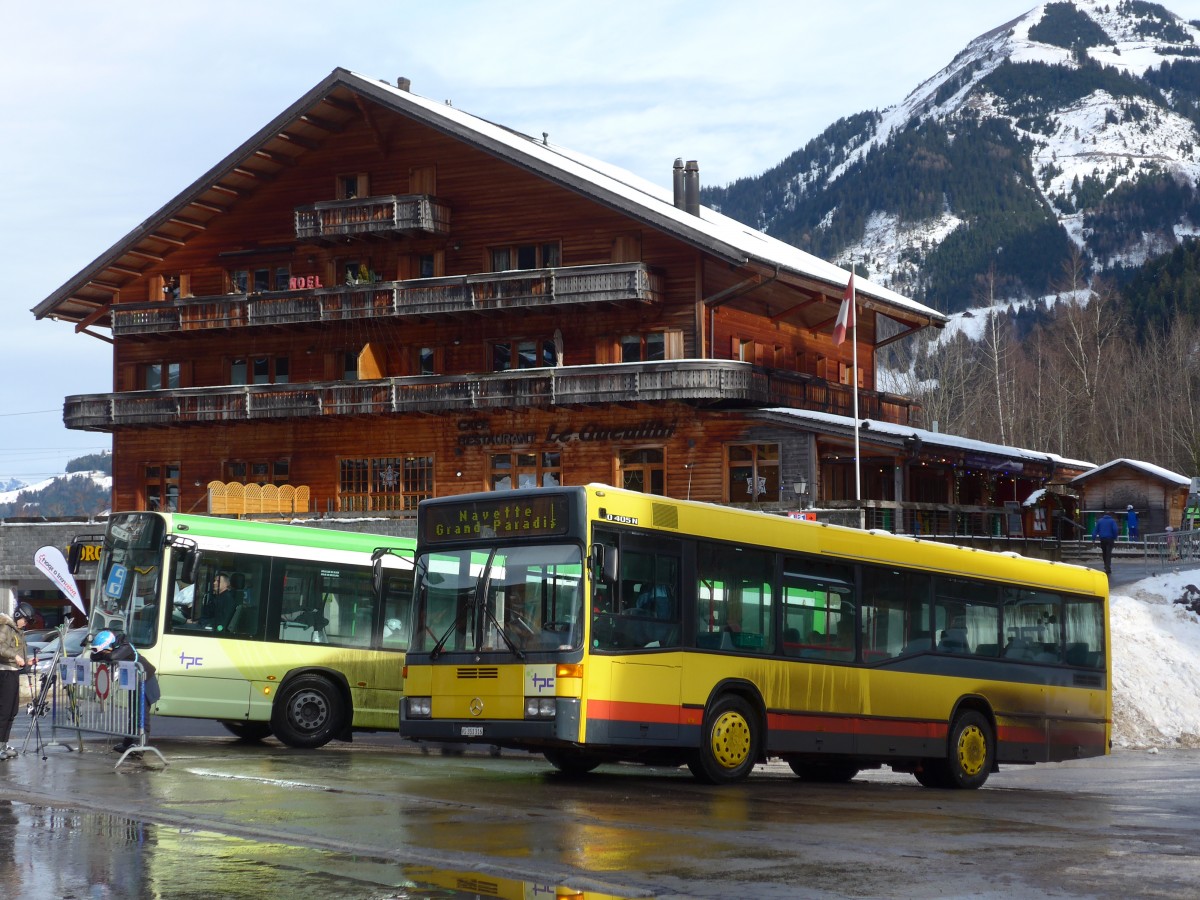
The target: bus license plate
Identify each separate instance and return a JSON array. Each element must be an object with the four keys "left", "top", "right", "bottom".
[{"left": 460, "top": 726, "right": 484, "bottom": 737}]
